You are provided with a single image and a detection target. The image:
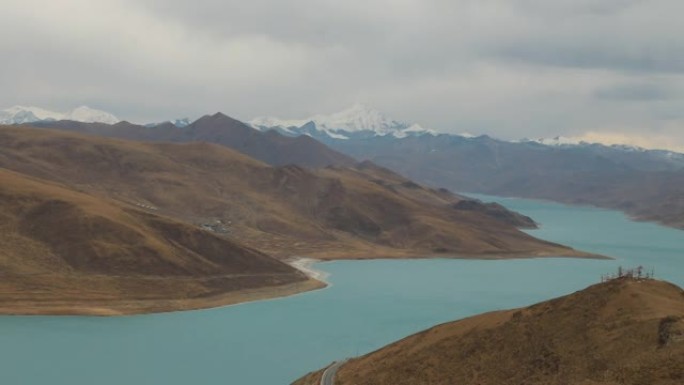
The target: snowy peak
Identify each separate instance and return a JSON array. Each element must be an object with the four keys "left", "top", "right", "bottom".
[
  {"left": 527, "top": 136, "right": 585, "bottom": 146},
  {"left": 523, "top": 136, "right": 654, "bottom": 153},
  {"left": 66, "top": 106, "right": 119, "bottom": 124},
  {"left": 314, "top": 103, "right": 405, "bottom": 134},
  {"left": 146, "top": 118, "right": 192, "bottom": 128},
  {"left": 2, "top": 106, "right": 61, "bottom": 121},
  {"left": 0, "top": 105, "right": 119, "bottom": 125},
  {"left": 250, "top": 104, "right": 436, "bottom": 139},
  {"left": 171, "top": 118, "right": 191, "bottom": 127}
]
